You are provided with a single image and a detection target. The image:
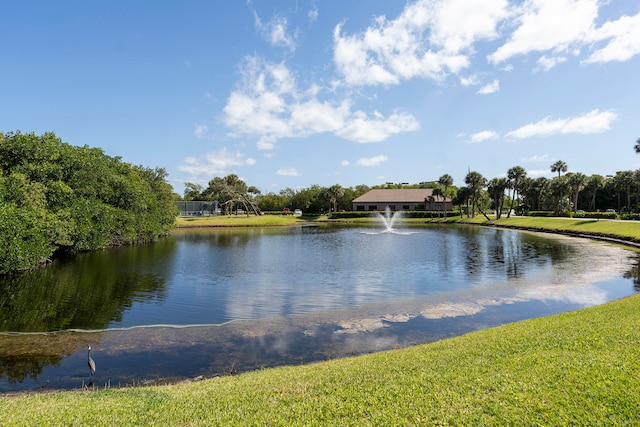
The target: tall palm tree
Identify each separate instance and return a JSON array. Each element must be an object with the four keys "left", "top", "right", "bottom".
[
  {"left": 326, "top": 184, "right": 344, "bottom": 213},
  {"left": 464, "top": 171, "right": 489, "bottom": 220},
  {"left": 549, "top": 176, "right": 570, "bottom": 215},
  {"left": 616, "top": 171, "right": 634, "bottom": 212},
  {"left": 438, "top": 174, "right": 453, "bottom": 218},
  {"left": 507, "top": 166, "right": 526, "bottom": 217},
  {"left": 586, "top": 174, "right": 604, "bottom": 211},
  {"left": 550, "top": 160, "right": 568, "bottom": 178},
  {"left": 487, "top": 177, "right": 508, "bottom": 219},
  {"left": 454, "top": 186, "right": 472, "bottom": 218},
  {"left": 634, "top": 137, "right": 640, "bottom": 153},
  {"left": 566, "top": 172, "right": 587, "bottom": 212}
]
